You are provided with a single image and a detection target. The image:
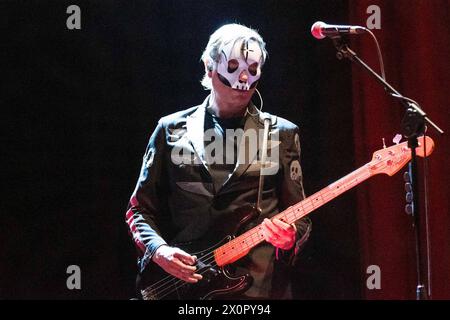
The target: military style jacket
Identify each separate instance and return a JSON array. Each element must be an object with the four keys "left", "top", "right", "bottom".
[{"left": 126, "top": 96, "right": 312, "bottom": 276}]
